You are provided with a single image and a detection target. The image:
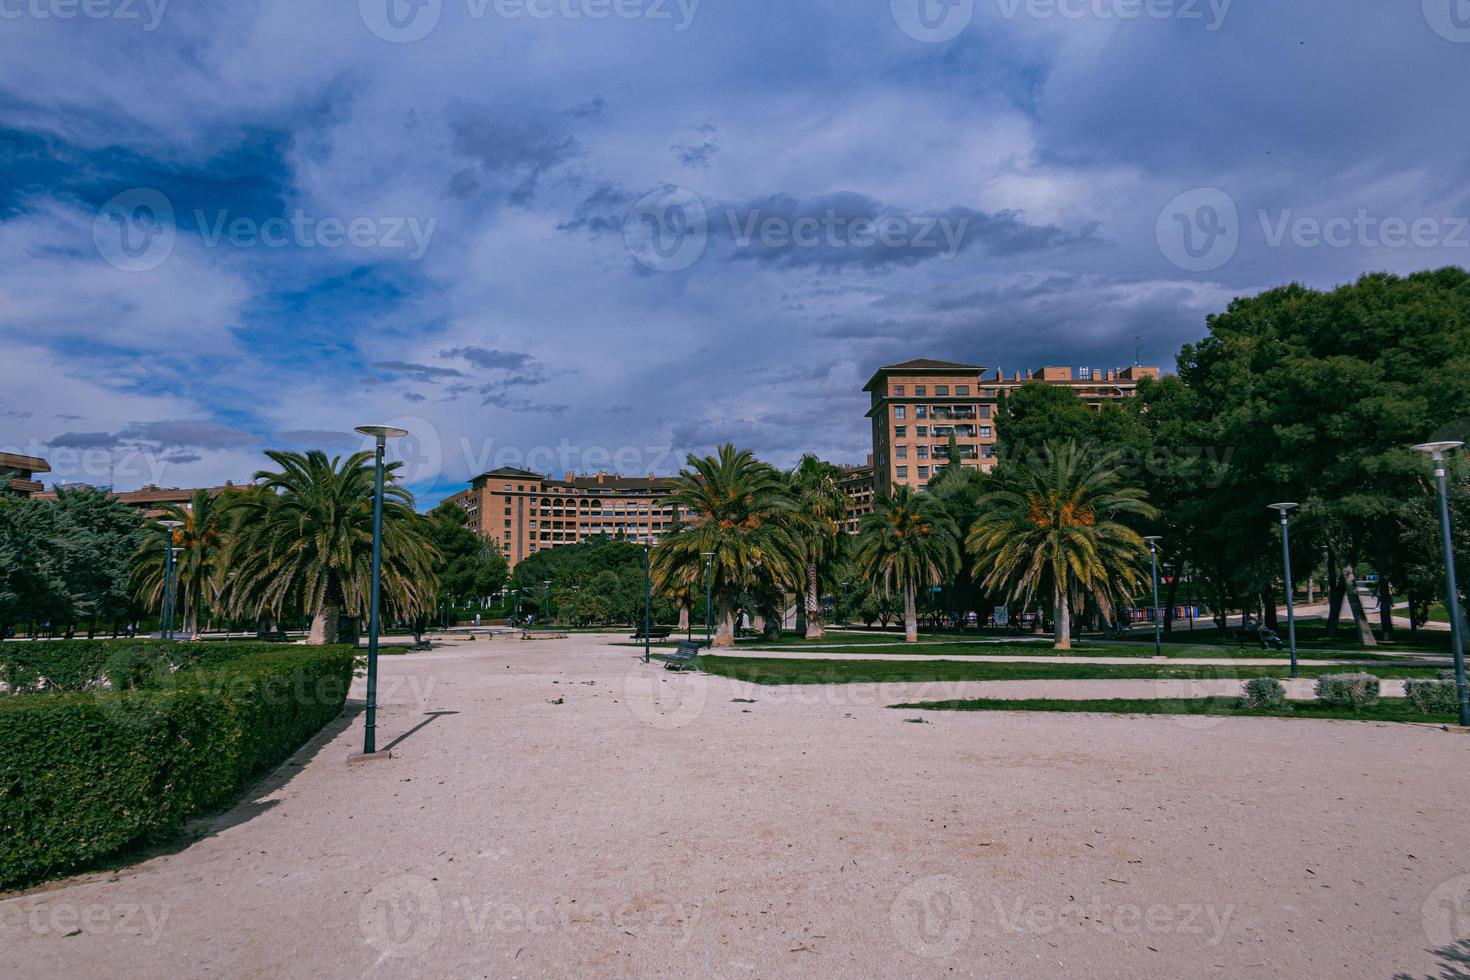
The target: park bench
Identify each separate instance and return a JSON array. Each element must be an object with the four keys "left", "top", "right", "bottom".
[
  {"left": 630, "top": 625, "right": 673, "bottom": 640},
  {"left": 256, "top": 630, "right": 291, "bottom": 643},
  {"left": 1232, "top": 622, "right": 1284, "bottom": 650},
  {"left": 409, "top": 637, "right": 433, "bottom": 652},
  {"left": 662, "top": 640, "right": 704, "bottom": 672}
]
